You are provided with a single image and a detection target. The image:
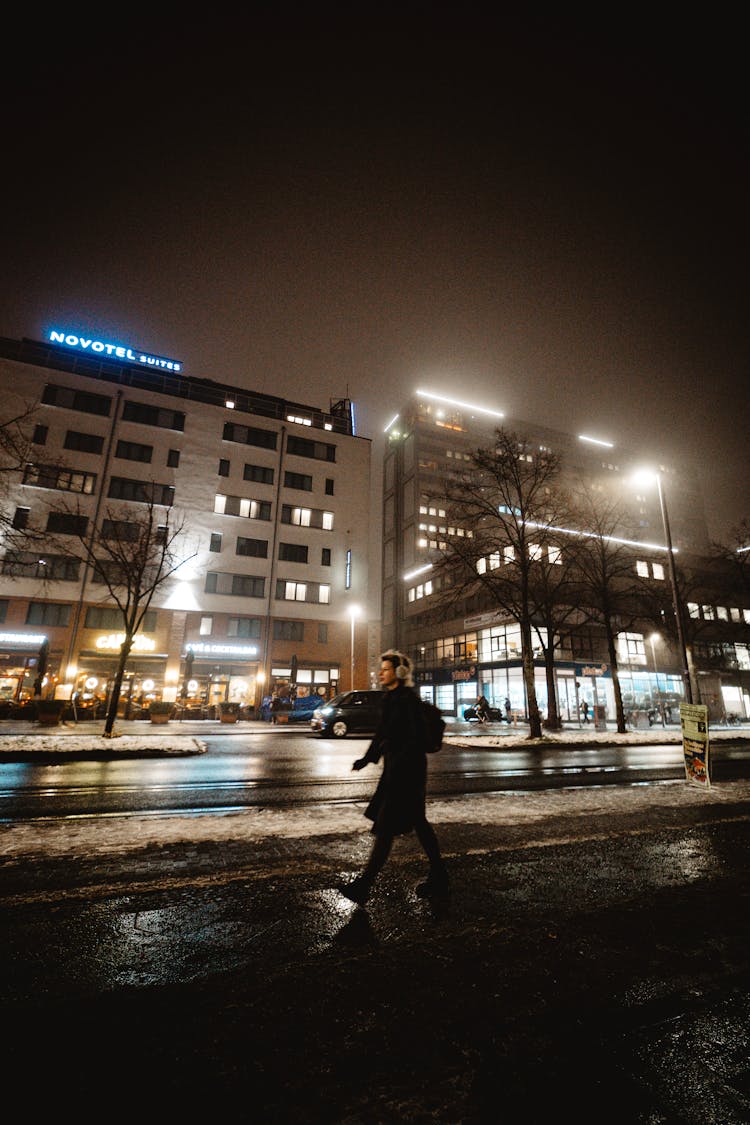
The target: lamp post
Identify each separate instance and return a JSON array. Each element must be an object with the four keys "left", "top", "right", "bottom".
[
  {"left": 649, "top": 632, "right": 665, "bottom": 726},
  {"left": 349, "top": 605, "right": 361, "bottom": 691},
  {"left": 636, "top": 470, "right": 693, "bottom": 704}
]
